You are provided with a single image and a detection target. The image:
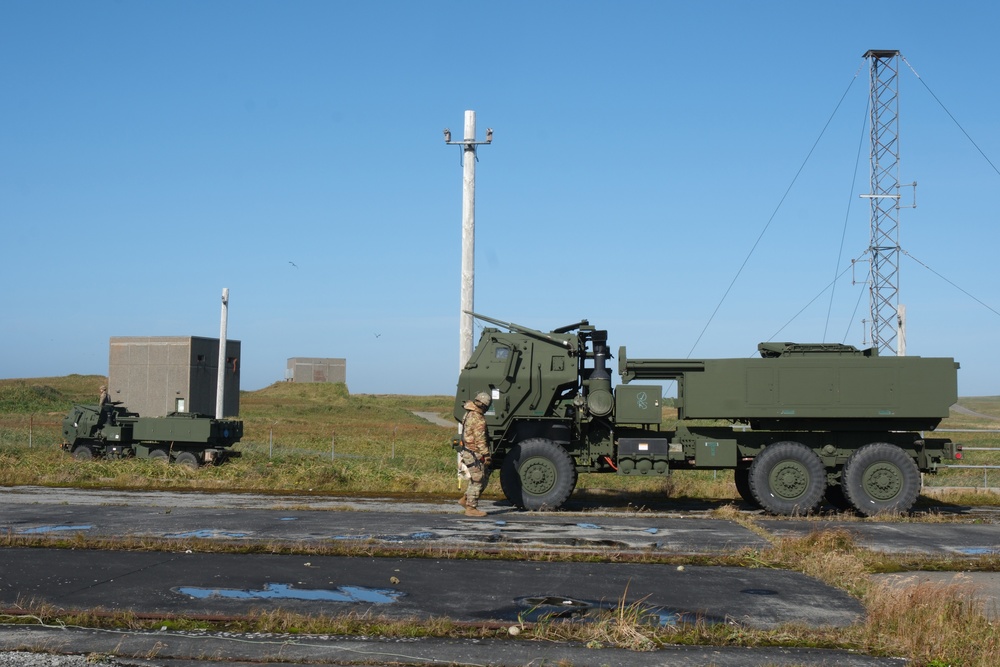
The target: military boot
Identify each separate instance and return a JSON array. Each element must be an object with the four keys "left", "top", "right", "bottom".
[
  {"left": 458, "top": 495, "right": 468, "bottom": 508},
  {"left": 464, "top": 505, "right": 487, "bottom": 517}
]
